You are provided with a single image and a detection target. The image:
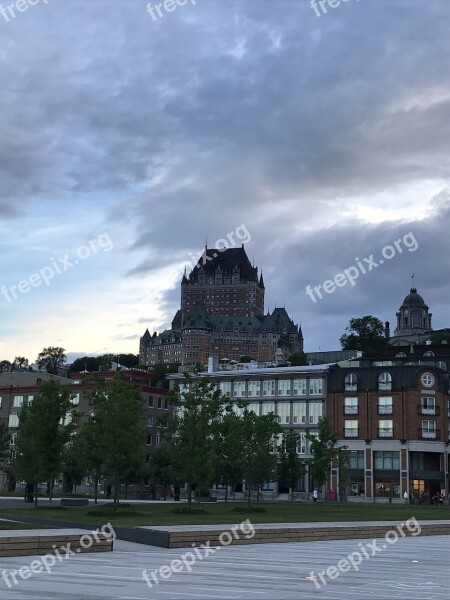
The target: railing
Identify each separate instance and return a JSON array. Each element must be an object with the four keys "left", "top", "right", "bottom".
[
  {"left": 378, "top": 428, "right": 394, "bottom": 438},
  {"left": 344, "top": 429, "right": 358, "bottom": 438},
  {"left": 419, "top": 428, "right": 440, "bottom": 440},
  {"left": 417, "top": 405, "right": 440, "bottom": 416}
]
